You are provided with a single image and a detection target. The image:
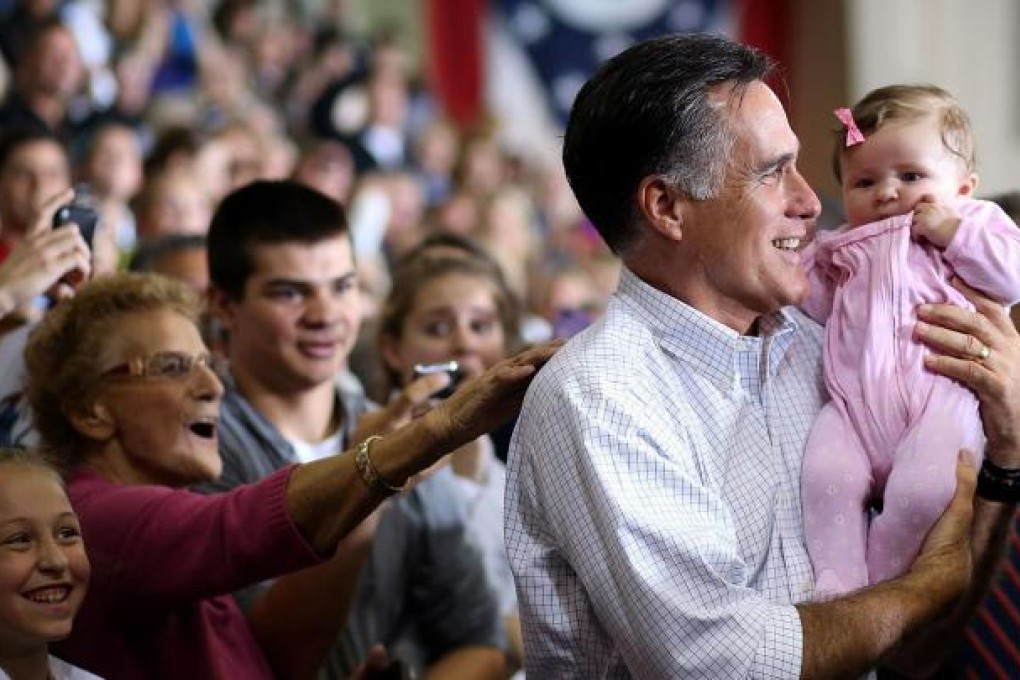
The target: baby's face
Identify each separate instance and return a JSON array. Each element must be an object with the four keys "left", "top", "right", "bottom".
[{"left": 839, "top": 116, "right": 976, "bottom": 227}]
